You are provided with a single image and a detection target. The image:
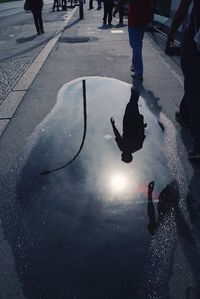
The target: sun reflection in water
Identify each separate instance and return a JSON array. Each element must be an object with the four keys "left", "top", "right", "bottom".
[
  {"left": 110, "top": 174, "right": 128, "bottom": 193},
  {"left": 105, "top": 170, "right": 137, "bottom": 199}
]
